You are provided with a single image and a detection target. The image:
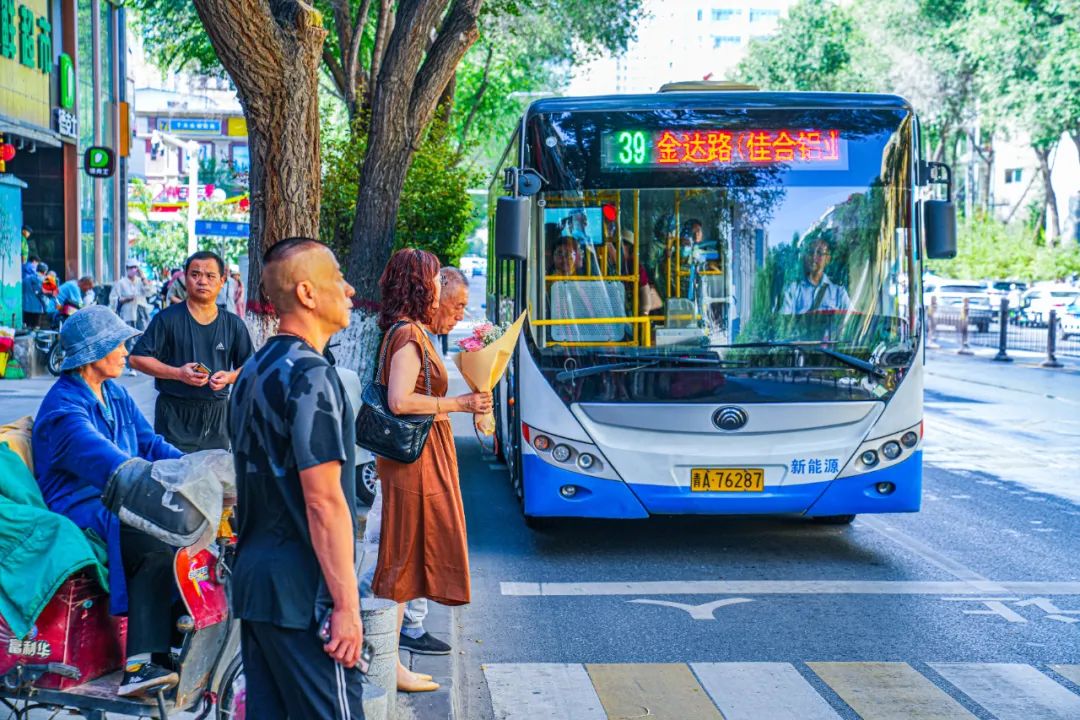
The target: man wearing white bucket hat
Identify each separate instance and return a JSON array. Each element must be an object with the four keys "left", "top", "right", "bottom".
[{"left": 32, "top": 305, "right": 185, "bottom": 697}]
